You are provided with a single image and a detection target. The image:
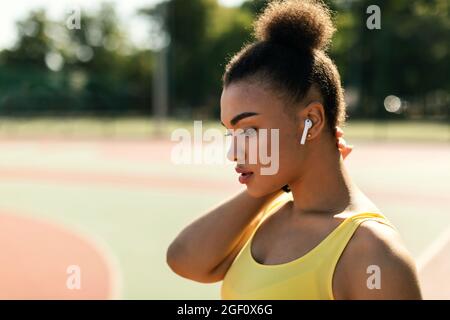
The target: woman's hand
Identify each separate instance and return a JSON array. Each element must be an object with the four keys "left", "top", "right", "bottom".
[{"left": 336, "top": 127, "right": 353, "bottom": 160}]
